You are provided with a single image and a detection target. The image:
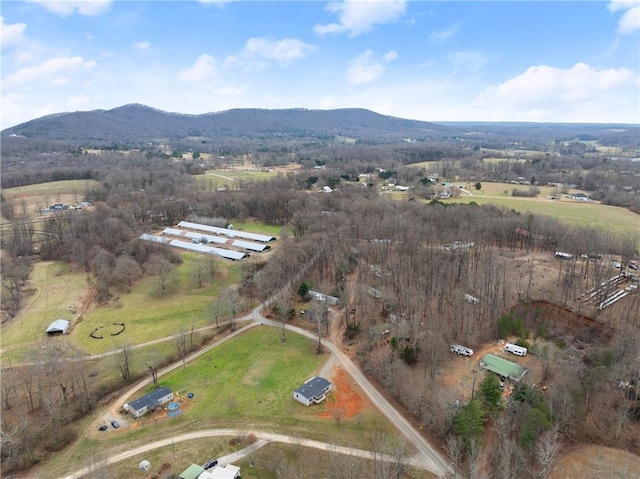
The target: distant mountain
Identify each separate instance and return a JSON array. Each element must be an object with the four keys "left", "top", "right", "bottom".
[{"left": 1, "top": 104, "right": 454, "bottom": 145}]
